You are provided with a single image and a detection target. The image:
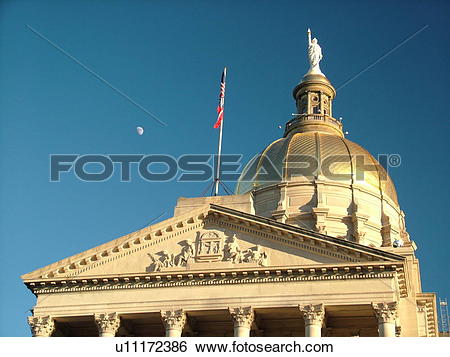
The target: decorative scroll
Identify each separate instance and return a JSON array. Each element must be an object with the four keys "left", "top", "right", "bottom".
[
  {"left": 161, "top": 309, "right": 186, "bottom": 331},
  {"left": 229, "top": 306, "right": 254, "bottom": 328},
  {"left": 299, "top": 303, "right": 325, "bottom": 326},
  {"left": 372, "top": 302, "right": 398, "bottom": 324},
  {"left": 28, "top": 315, "right": 55, "bottom": 337},
  {"left": 94, "top": 312, "right": 121, "bottom": 336}
]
